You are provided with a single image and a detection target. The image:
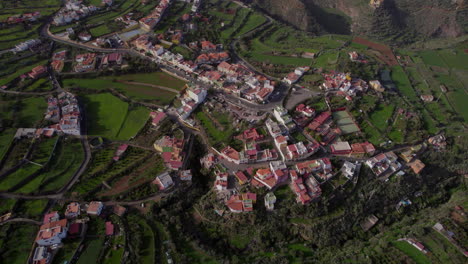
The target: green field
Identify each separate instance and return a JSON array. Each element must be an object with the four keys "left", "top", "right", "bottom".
[
  {"left": 369, "top": 104, "right": 395, "bottom": 131},
  {"left": 393, "top": 241, "right": 431, "bottom": 264},
  {"left": 63, "top": 72, "right": 183, "bottom": 105},
  {"left": 237, "top": 13, "right": 267, "bottom": 36},
  {"left": 195, "top": 110, "right": 234, "bottom": 145},
  {"left": 77, "top": 238, "right": 105, "bottom": 264},
  {"left": 391, "top": 66, "right": 418, "bottom": 102},
  {"left": 17, "top": 199, "right": 48, "bottom": 218},
  {"left": 0, "top": 224, "right": 38, "bottom": 264},
  {"left": 115, "top": 72, "right": 186, "bottom": 90},
  {"left": 83, "top": 93, "right": 129, "bottom": 139},
  {"left": 116, "top": 106, "right": 150, "bottom": 140},
  {"left": 16, "top": 138, "right": 84, "bottom": 193},
  {"left": 0, "top": 128, "right": 16, "bottom": 161},
  {"left": 418, "top": 50, "right": 447, "bottom": 68}
]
